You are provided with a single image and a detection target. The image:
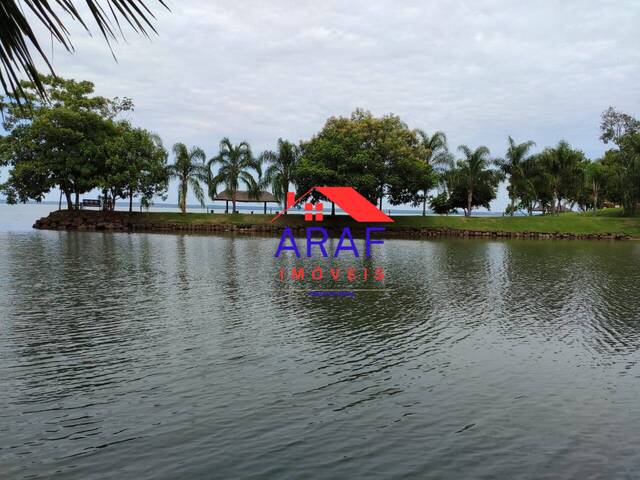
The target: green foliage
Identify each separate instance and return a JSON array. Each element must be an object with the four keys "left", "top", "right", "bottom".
[
  {"left": 429, "top": 191, "right": 457, "bottom": 215},
  {"left": 294, "top": 109, "right": 435, "bottom": 210},
  {"left": 535, "top": 140, "right": 585, "bottom": 214},
  {"left": 260, "top": 139, "right": 299, "bottom": 209},
  {"left": 600, "top": 106, "right": 640, "bottom": 146},
  {"left": 167, "top": 143, "right": 207, "bottom": 214},
  {"left": 581, "top": 160, "right": 609, "bottom": 213},
  {"left": 0, "top": 76, "right": 127, "bottom": 208},
  {"left": 102, "top": 122, "right": 169, "bottom": 211},
  {"left": 208, "top": 138, "right": 261, "bottom": 213},
  {"left": 414, "top": 130, "right": 450, "bottom": 215},
  {"left": 416, "top": 130, "right": 450, "bottom": 166},
  {"left": 496, "top": 136, "right": 535, "bottom": 215},
  {"left": 427, "top": 145, "right": 502, "bottom": 216},
  {"left": 443, "top": 145, "right": 502, "bottom": 216},
  {"left": 603, "top": 133, "right": 640, "bottom": 215},
  {"left": 0, "top": 75, "right": 169, "bottom": 211},
  {"left": 595, "top": 108, "right": 640, "bottom": 215}
]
